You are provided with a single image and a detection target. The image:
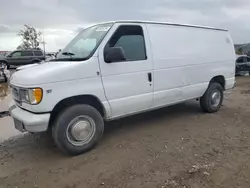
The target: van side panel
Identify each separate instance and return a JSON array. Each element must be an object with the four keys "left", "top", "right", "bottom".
[{"left": 146, "top": 24, "right": 235, "bottom": 108}]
